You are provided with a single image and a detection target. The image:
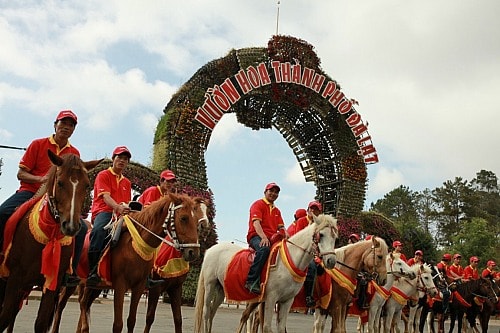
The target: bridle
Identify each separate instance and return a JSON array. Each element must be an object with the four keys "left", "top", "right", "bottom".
[
  {"left": 128, "top": 201, "right": 200, "bottom": 251},
  {"left": 286, "top": 224, "right": 337, "bottom": 260},
  {"left": 415, "top": 267, "right": 438, "bottom": 295},
  {"left": 336, "top": 241, "right": 381, "bottom": 281},
  {"left": 46, "top": 168, "right": 62, "bottom": 222}
]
